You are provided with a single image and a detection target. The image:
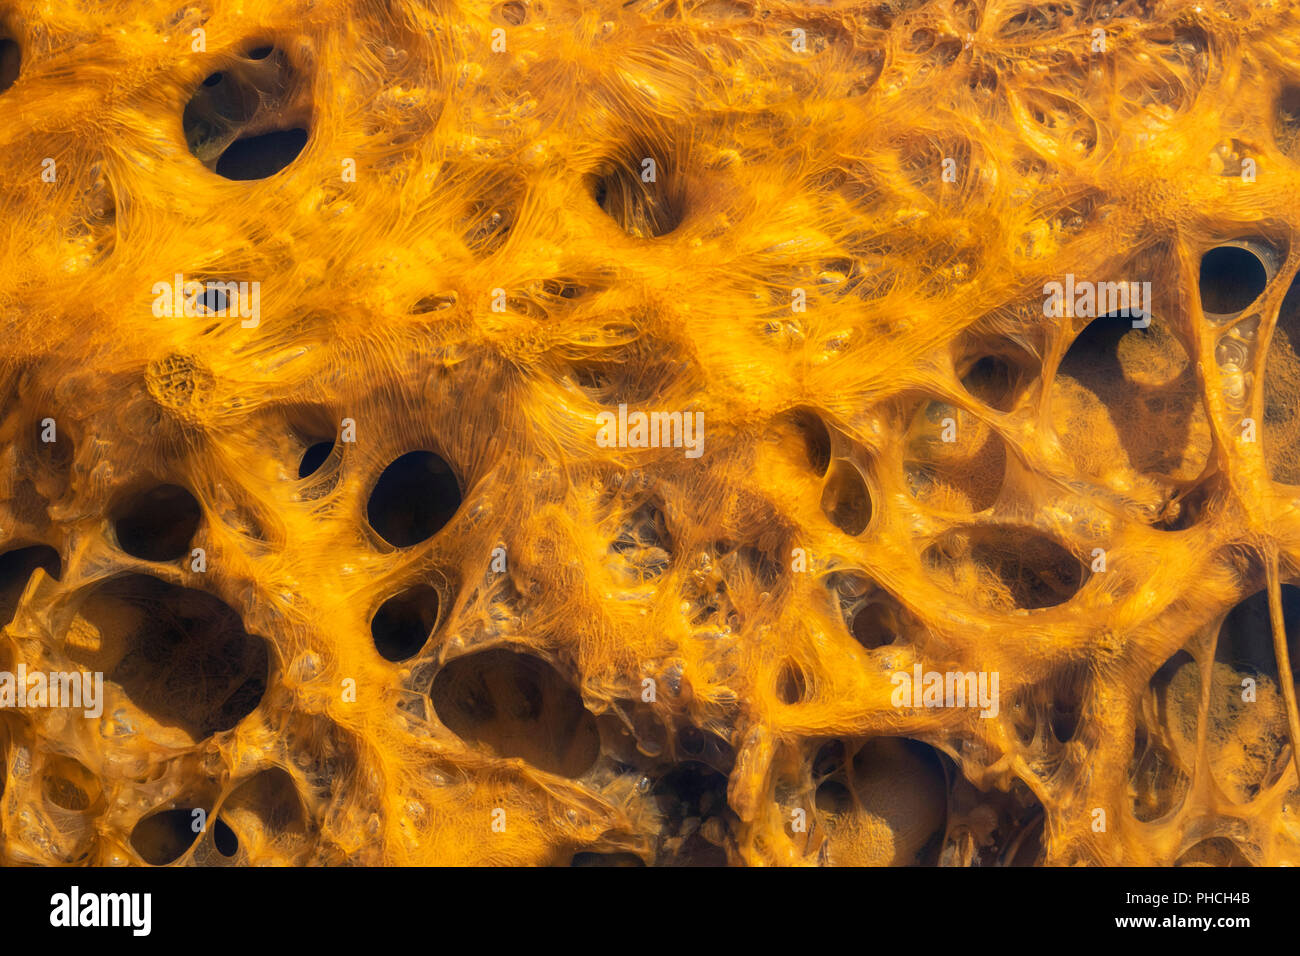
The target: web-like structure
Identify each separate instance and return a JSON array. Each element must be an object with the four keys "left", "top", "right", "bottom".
[{"left": 2, "top": 0, "right": 1300, "bottom": 865}]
